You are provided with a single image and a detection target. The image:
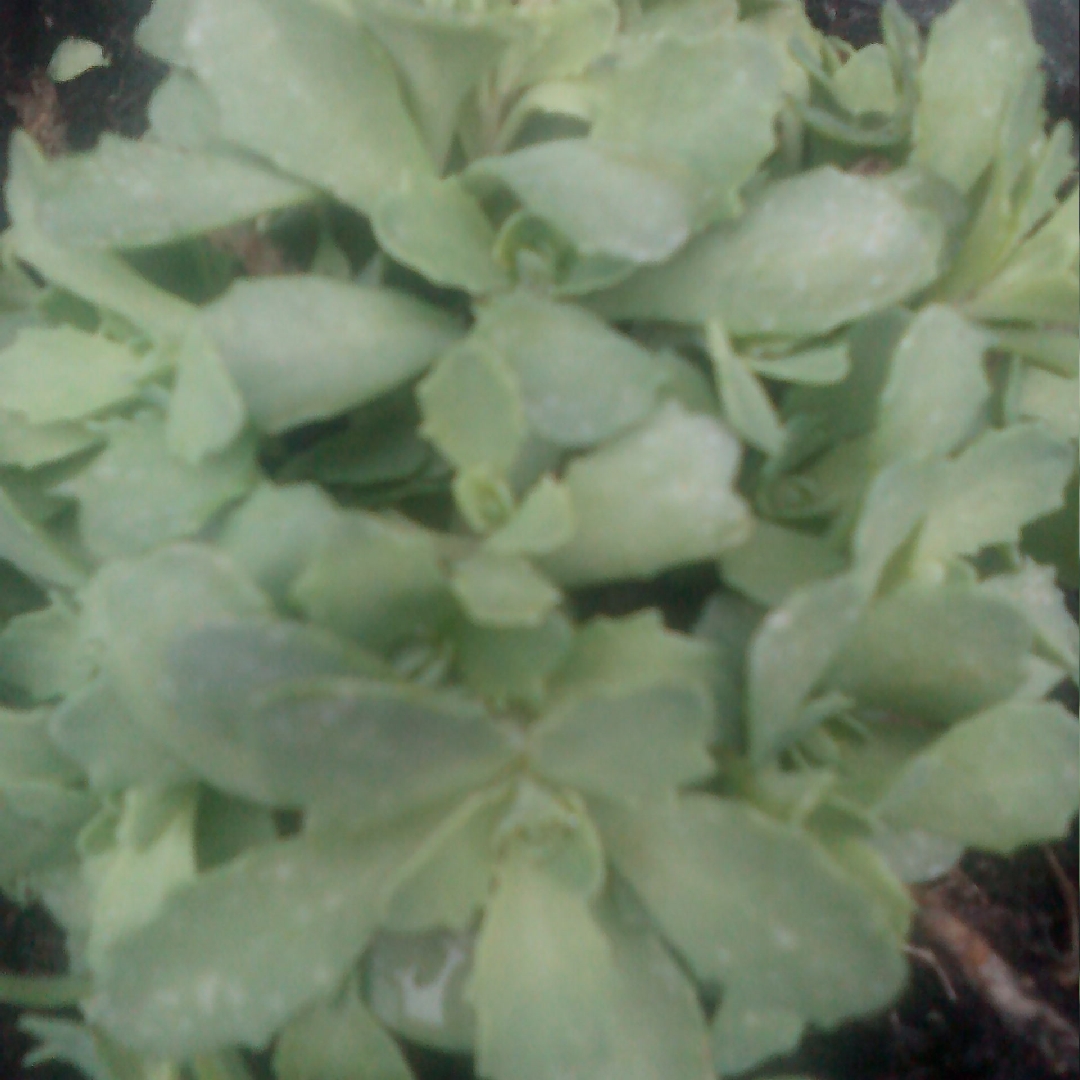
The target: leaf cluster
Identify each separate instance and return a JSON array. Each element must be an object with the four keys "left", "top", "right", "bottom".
[{"left": 0, "top": 1, "right": 1076, "bottom": 1079}]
